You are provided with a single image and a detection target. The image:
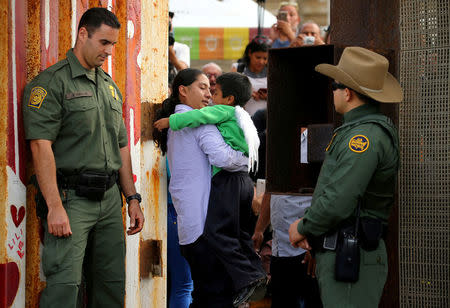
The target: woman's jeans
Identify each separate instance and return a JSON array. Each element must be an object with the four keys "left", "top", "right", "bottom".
[{"left": 167, "top": 203, "right": 193, "bottom": 308}]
